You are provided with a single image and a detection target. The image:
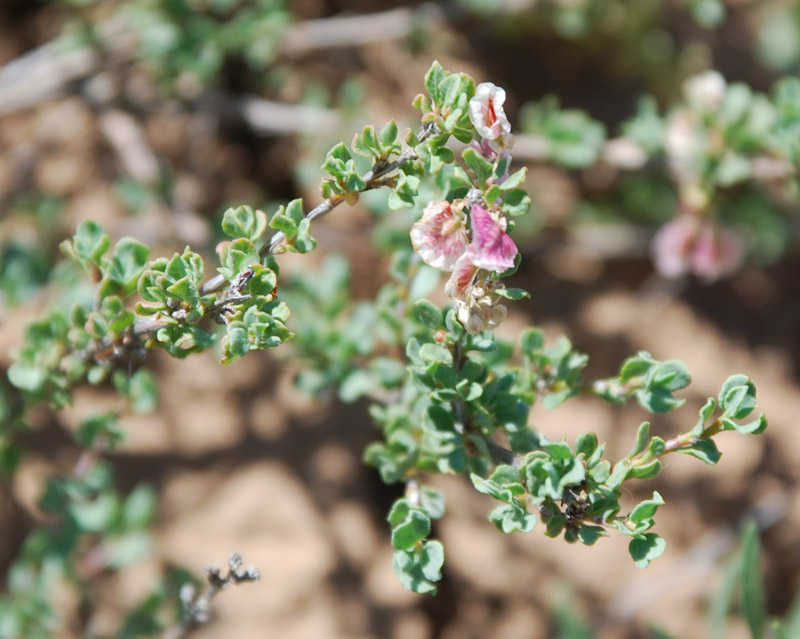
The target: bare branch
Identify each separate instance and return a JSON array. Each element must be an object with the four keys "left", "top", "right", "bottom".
[{"left": 160, "top": 552, "right": 260, "bottom": 639}]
